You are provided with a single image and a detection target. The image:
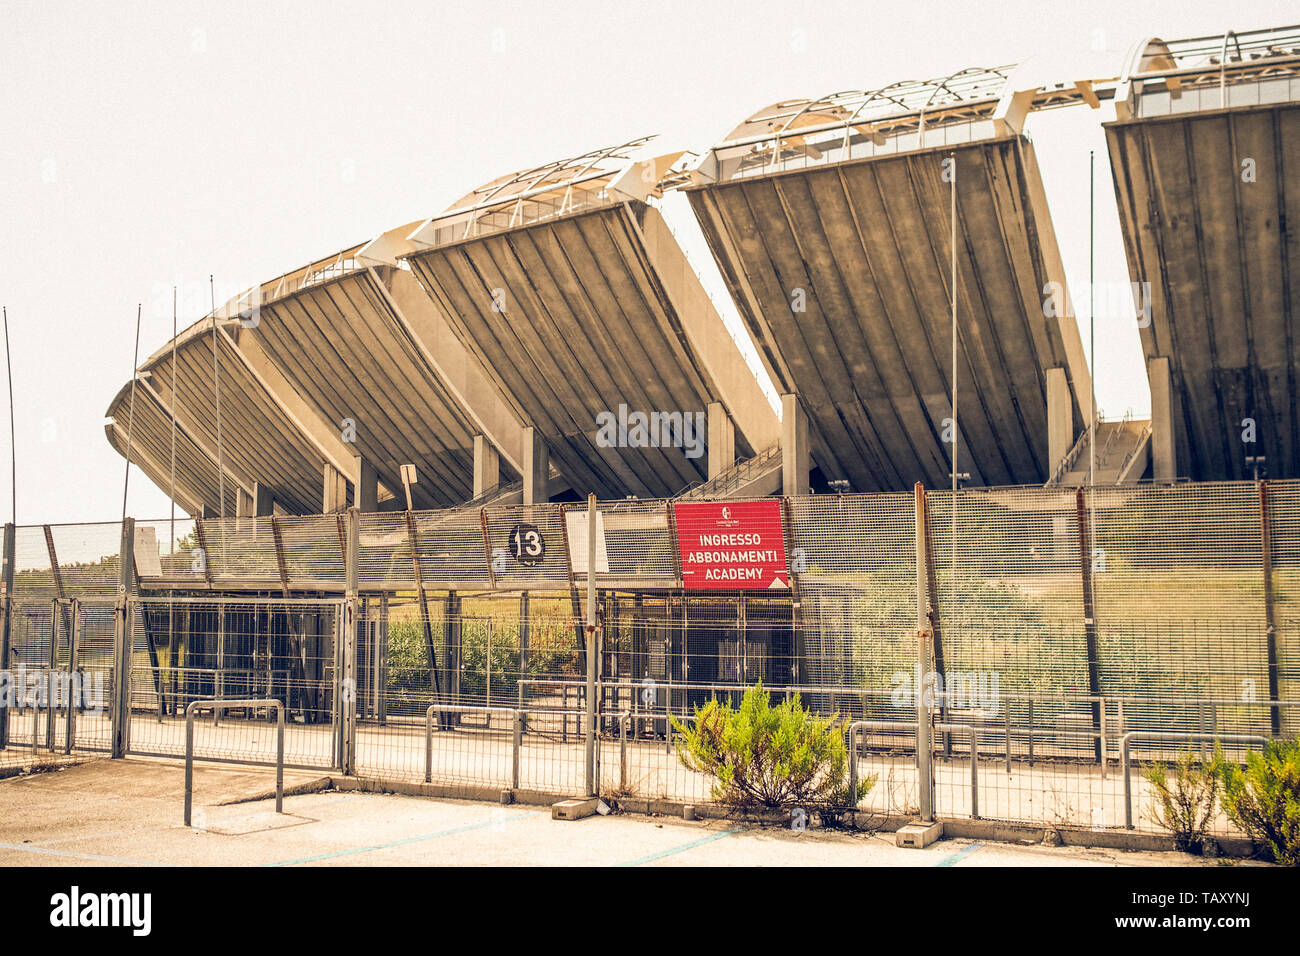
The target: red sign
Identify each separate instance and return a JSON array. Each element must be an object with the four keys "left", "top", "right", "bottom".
[{"left": 673, "top": 500, "right": 789, "bottom": 590}]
